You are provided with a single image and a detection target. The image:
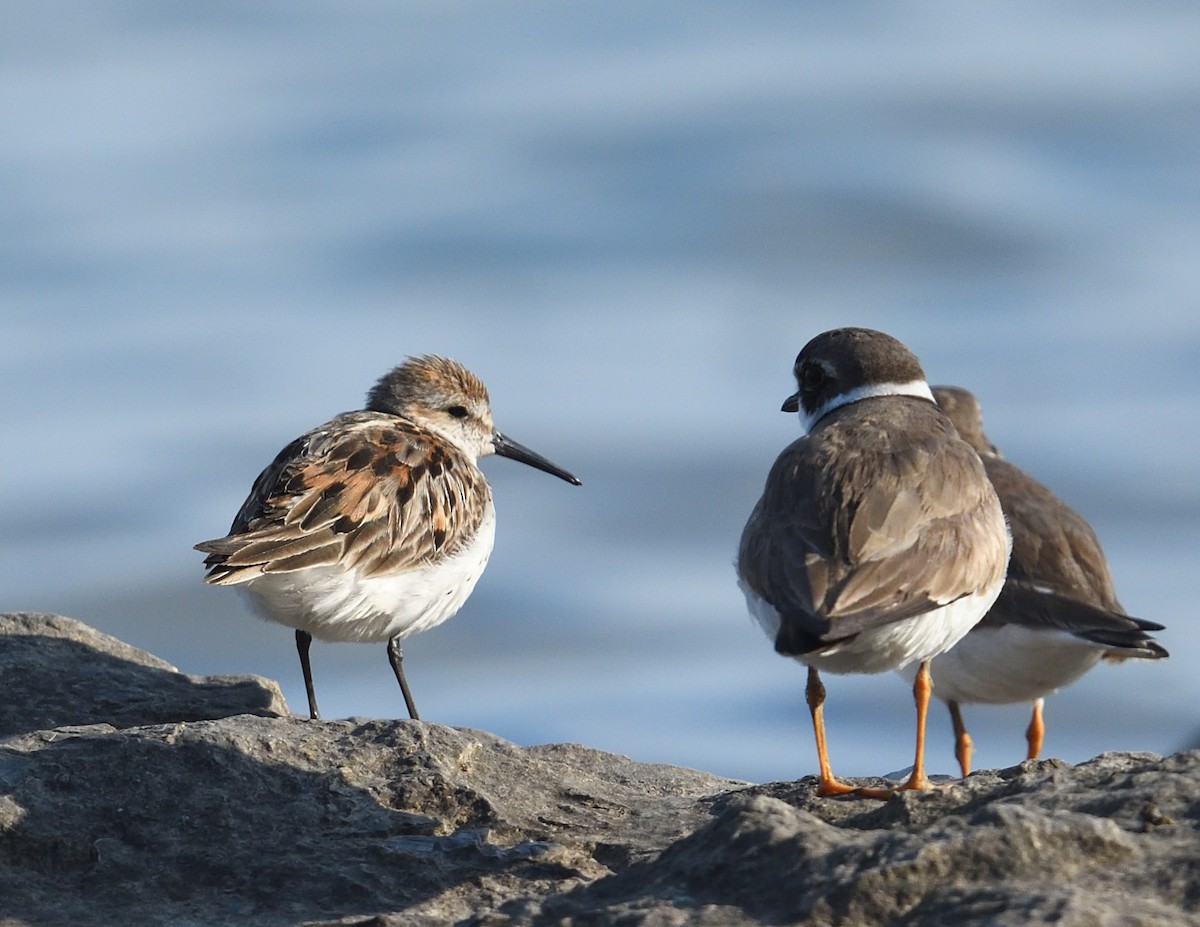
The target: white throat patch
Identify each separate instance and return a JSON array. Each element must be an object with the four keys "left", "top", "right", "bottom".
[{"left": 800, "top": 379, "right": 935, "bottom": 433}]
